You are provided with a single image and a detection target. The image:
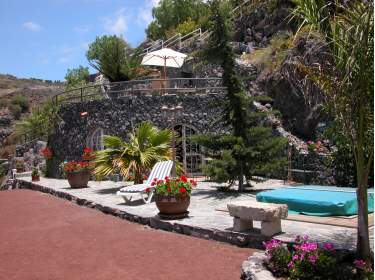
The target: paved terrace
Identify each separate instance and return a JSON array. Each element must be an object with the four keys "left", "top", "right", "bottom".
[{"left": 9, "top": 177, "right": 374, "bottom": 251}]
